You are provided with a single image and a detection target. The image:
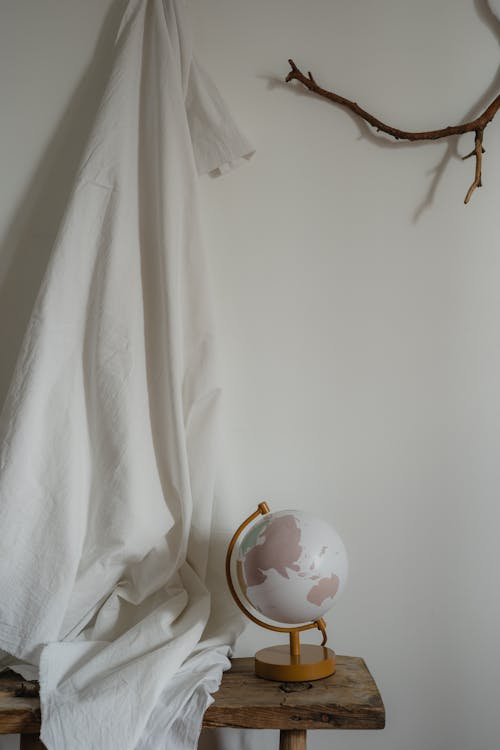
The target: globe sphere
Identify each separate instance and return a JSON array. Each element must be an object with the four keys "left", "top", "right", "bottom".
[{"left": 235, "top": 509, "right": 348, "bottom": 625}]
